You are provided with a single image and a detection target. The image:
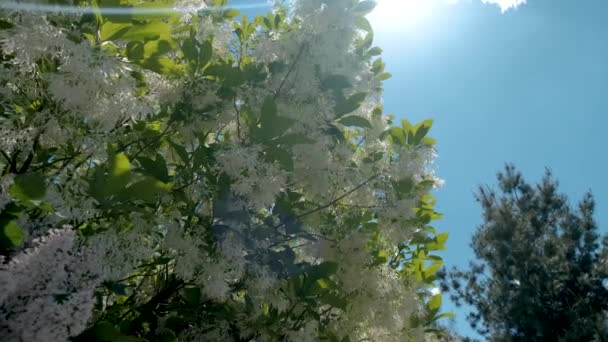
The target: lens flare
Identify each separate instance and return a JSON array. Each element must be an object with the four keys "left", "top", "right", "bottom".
[{"left": 0, "top": 1, "right": 268, "bottom": 15}]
